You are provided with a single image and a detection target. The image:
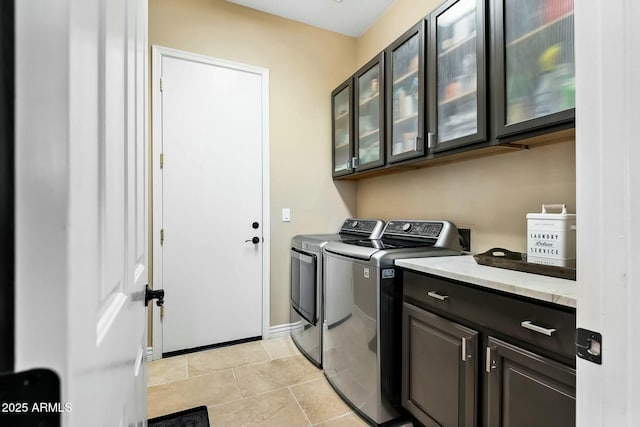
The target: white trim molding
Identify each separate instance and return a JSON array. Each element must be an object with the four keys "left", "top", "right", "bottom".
[
  {"left": 575, "top": 1, "right": 640, "bottom": 426},
  {"left": 267, "top": 323, "right": 298, "bottom": 339}
]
